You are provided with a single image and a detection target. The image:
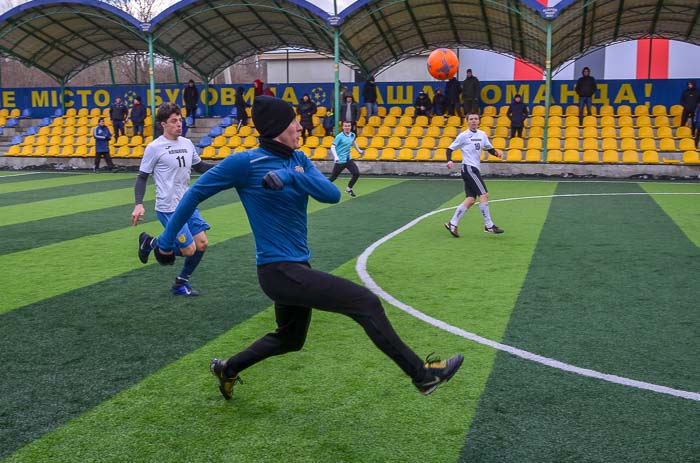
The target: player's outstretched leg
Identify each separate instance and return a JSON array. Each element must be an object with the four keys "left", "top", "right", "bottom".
[
  {"left": 413, "top": 354, "right": 464, "bottom": 395},
  {"left": 138, "top": 232, "right": 155, "bottom": 264}
]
